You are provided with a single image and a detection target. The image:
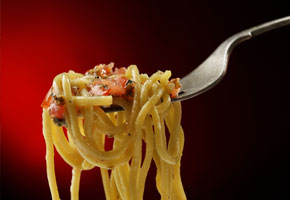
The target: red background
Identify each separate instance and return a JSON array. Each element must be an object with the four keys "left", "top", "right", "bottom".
[{"left": 1, "top": 0, "right": 290, "bottom": 199}]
